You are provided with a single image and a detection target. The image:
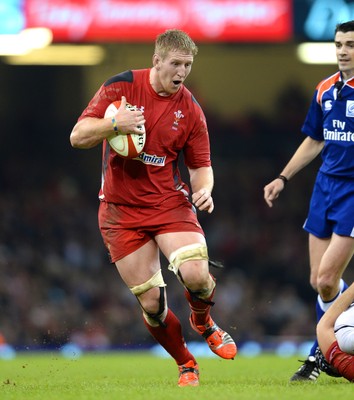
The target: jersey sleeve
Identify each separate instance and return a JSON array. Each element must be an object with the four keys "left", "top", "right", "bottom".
[
  {"left": 301, "top": 90, "right": 324, "bottom": 141},
  {"left": 183, "top": 99, "right": 211, "bottom": 169},
  {"left": 78, "top": 84, "right": 116, "bottom": 121},
  {"left": 78, "top": 70, "right": 134, "bottom": 121}
]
